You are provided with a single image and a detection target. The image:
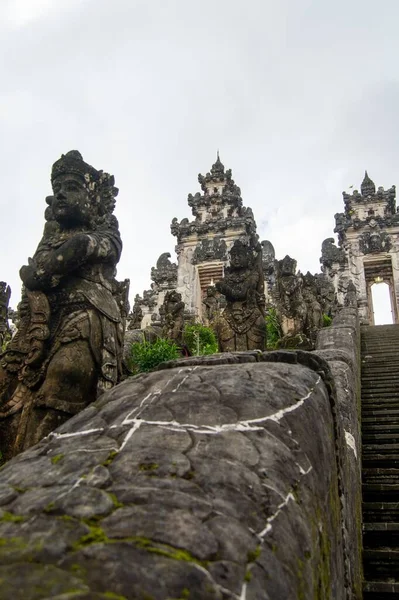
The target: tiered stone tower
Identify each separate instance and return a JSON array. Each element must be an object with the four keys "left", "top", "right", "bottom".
[
  {"left": 135, "top": 155, "right": 257, "bottom": 326},
  {"left": 321, "top": 172, "right": 399, "bottom": 324}
]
